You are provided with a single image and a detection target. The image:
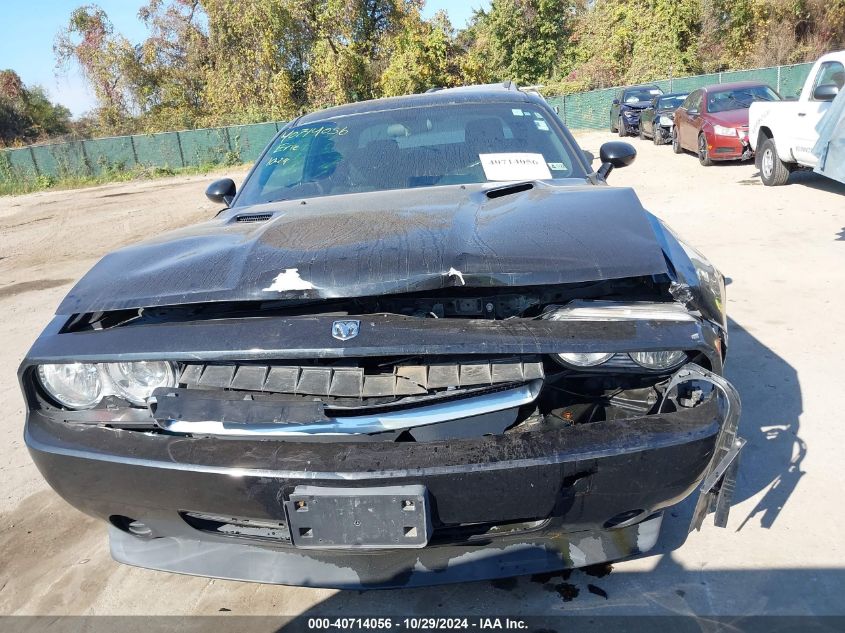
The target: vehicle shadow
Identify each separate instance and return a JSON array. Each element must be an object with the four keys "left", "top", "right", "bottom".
[
  {"left": 277, "top": 318, "right": 809, "bottom": 617},
  {"left": 277, "top": 564, "right": 845, "bottom": 619},
  {"left": 750, "top": 169, "right": 845, "bottom": 195},
  {"left": 657, "top": 317, "right": 804, "bottom": 551}
]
